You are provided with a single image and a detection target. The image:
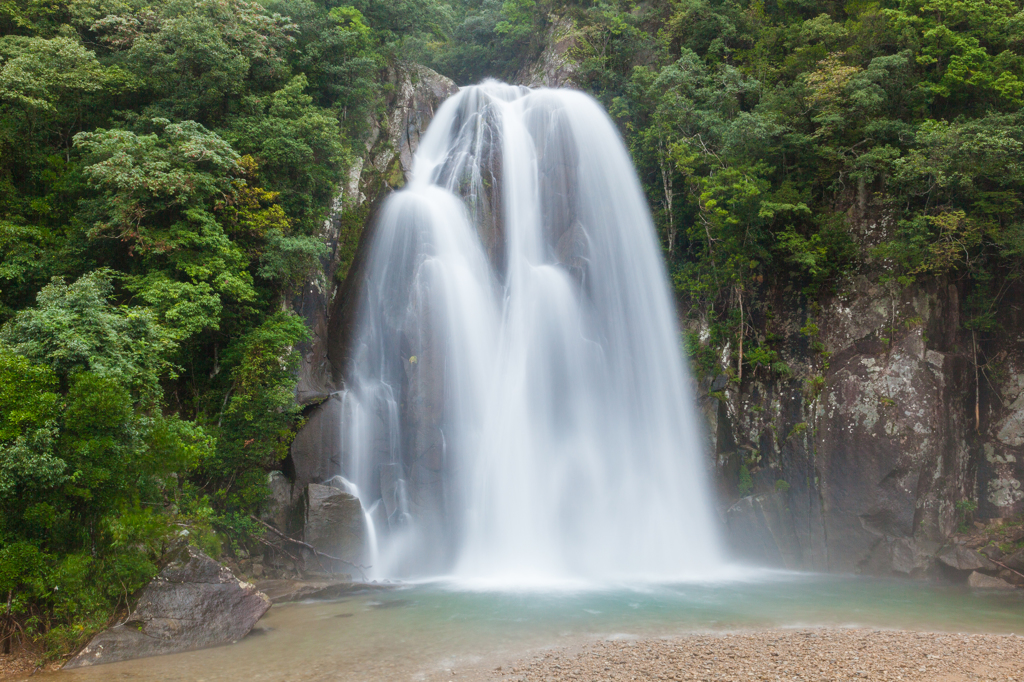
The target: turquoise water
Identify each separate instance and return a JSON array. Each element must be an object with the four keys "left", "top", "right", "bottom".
[{"left": 33, "top": 572, "right": 1024, "bottom": 682}]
